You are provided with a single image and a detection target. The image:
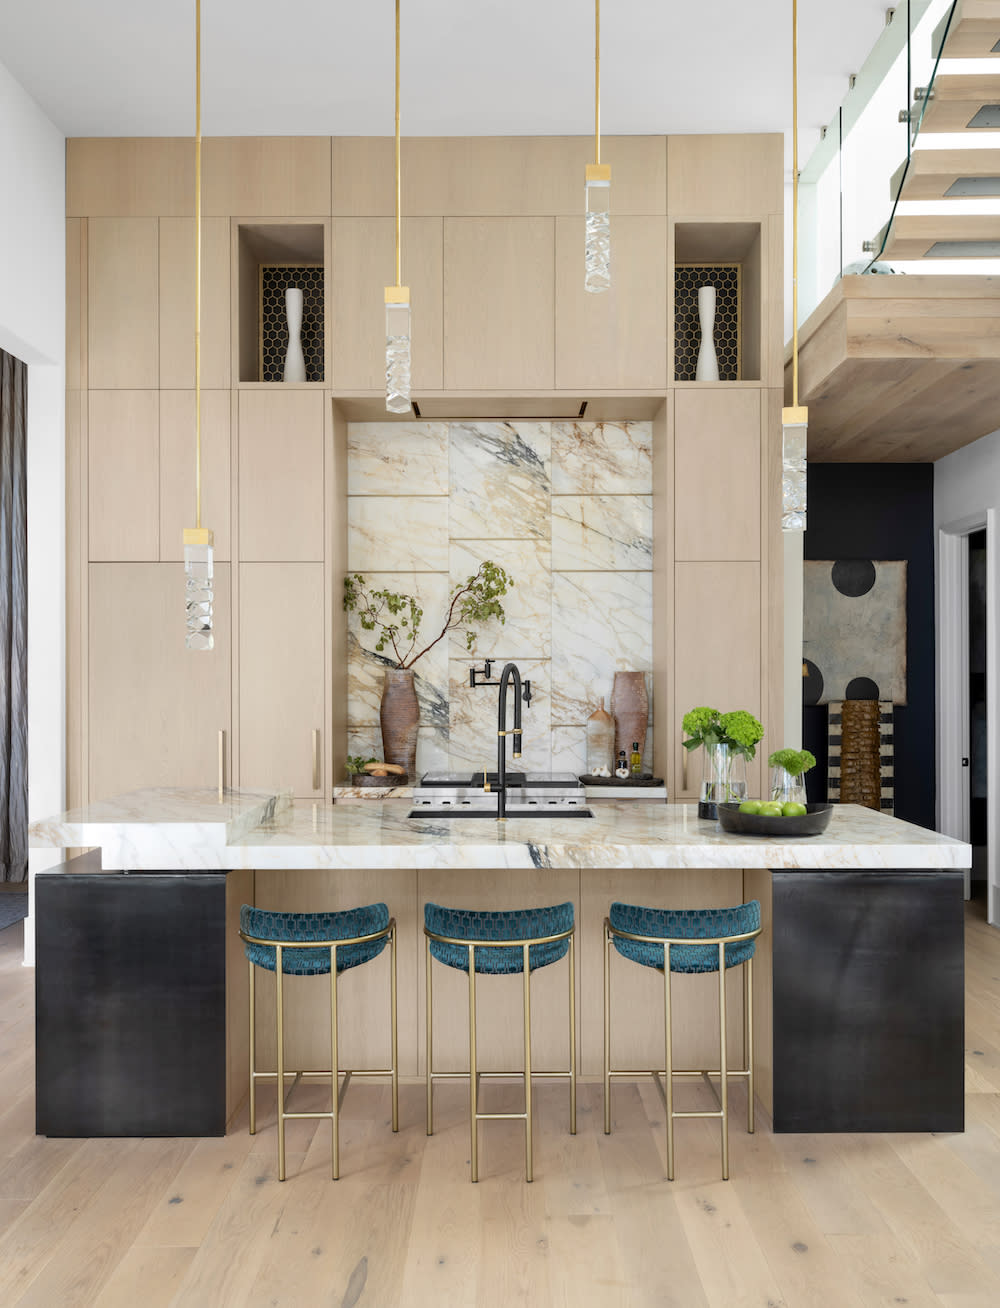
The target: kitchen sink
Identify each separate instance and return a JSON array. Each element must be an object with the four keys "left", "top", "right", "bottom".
[
  {"left": 408, "top": 771, "right": 592, "bottom": 818},
  {"left": 407, "top": 807, "right": 593, "bottom": 819}
]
